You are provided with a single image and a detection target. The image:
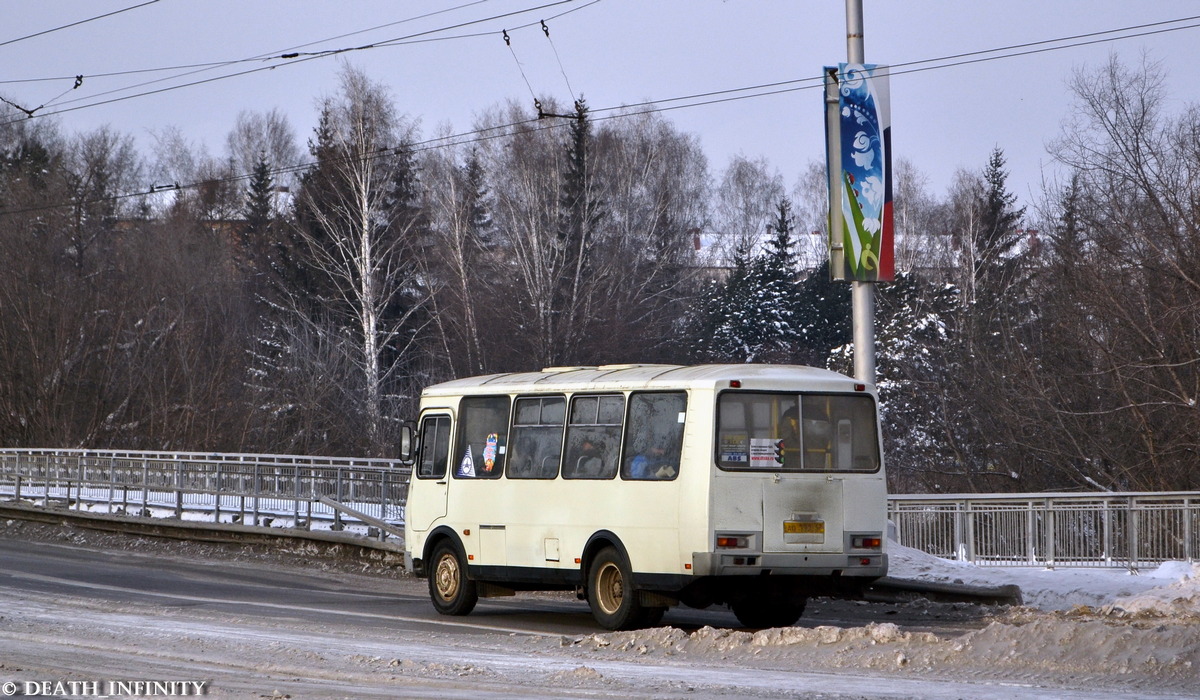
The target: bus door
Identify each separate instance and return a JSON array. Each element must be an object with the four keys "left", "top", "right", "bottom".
[{"left": 407, "top": 414, "right": 451, "bottom": 532}]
